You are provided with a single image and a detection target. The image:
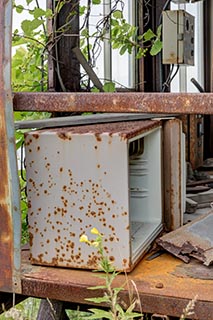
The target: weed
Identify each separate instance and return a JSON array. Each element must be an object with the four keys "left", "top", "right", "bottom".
[{"left": 80, "top": 228, "right": 143, "bottom": 320}]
